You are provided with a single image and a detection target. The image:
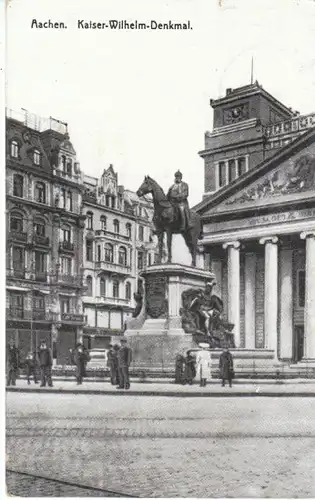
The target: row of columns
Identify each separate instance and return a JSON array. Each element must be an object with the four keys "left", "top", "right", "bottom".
[{"left": 203, "top": 232, "right": 315, "bottom": 359}]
